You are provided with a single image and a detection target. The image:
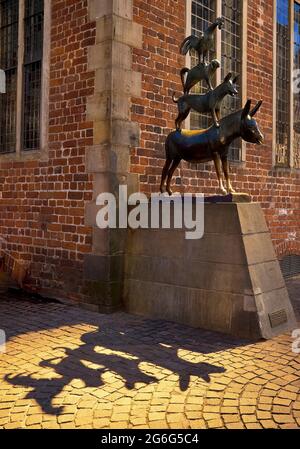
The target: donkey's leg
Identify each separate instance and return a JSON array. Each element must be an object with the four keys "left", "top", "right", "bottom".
[
  {"left": 160, "top": 158, "right": 173, "bottom": 193},
  {"left": 166, "top": 158, "right": 181, "bottom": 196},
  {"left": 213, "top": 153, "right": 227, "bottom": 195},
  {"left": 221, "top": 156, "right": 236, "bottom": 193}
]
